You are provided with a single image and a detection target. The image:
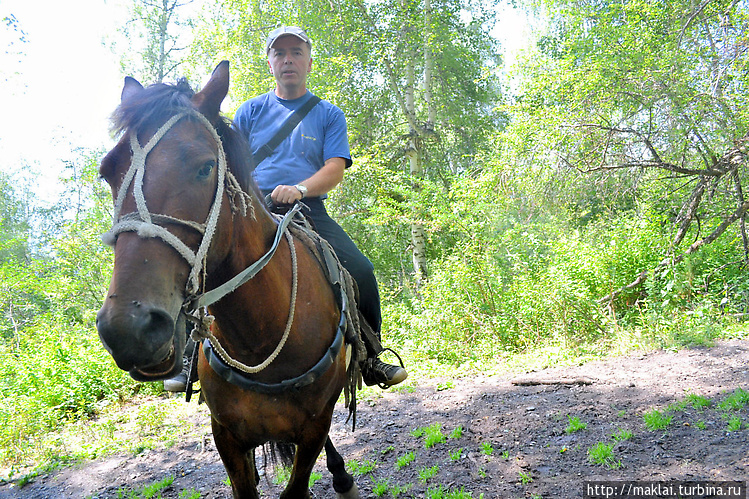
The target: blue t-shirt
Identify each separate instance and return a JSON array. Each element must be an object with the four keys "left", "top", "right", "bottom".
[{"left": 233, "top": 90, "right": 352, "bottom": 195}]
